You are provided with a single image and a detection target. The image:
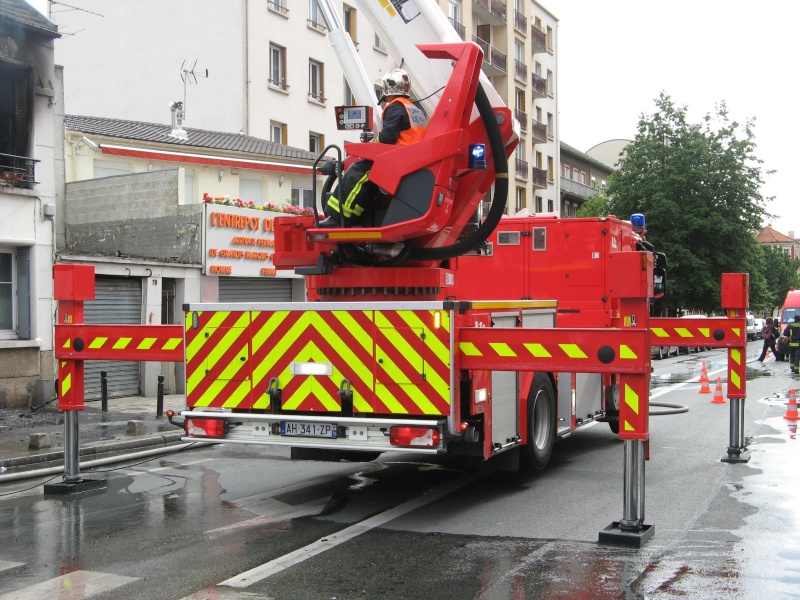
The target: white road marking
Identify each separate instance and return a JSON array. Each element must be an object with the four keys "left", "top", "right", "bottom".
[
  {"left": 0, "top": 570, "right": 137, "bottom": 600},
  {"left": 219, "top": 467, "right": 492, "bottom": 588},
  {"left": 0, "top": 561, "right": 23, "bottom": 573}
]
